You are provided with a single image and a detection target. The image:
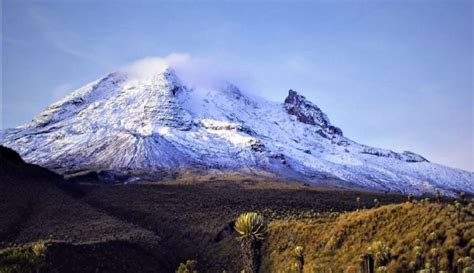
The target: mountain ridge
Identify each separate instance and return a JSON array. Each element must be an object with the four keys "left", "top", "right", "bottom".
[{"left": 1, "top": 68, "right": 472, "bottom": 195}]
